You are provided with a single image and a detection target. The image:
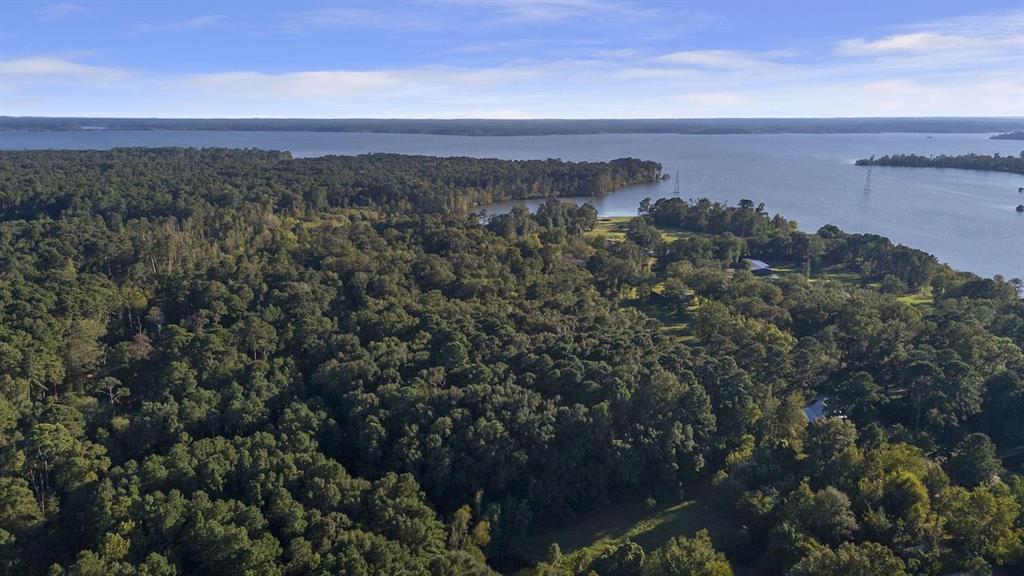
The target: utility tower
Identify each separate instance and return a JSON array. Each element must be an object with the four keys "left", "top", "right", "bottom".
[{"left": 863, "top": 155, "right": 874, "bottom": 193}]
